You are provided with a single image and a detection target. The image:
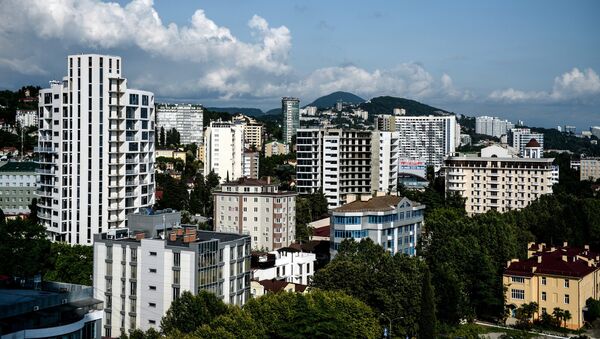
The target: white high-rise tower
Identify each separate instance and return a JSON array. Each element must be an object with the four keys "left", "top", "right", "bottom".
[{"left": 37, "top": 54, "right": 155, "bottom": 244}]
